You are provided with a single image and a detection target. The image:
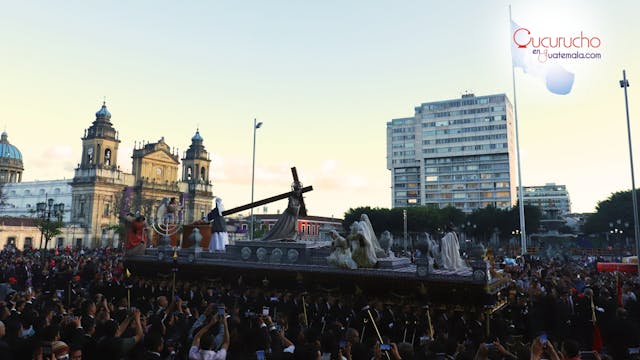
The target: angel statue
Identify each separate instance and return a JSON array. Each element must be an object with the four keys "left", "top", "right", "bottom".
[
  {"left": 348, "top": 221, "right": 377, "bottom": 268},
  {"left": 326, "top": 230, "right": 357, "bottom": 269},
  {"left": 379, "top": 231, "right": 395, "bottom": 258}
]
